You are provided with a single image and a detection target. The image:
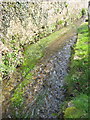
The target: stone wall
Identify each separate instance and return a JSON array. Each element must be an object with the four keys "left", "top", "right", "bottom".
[{"left": 0, "top": 0, "right": 87, "bottom": 73}]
